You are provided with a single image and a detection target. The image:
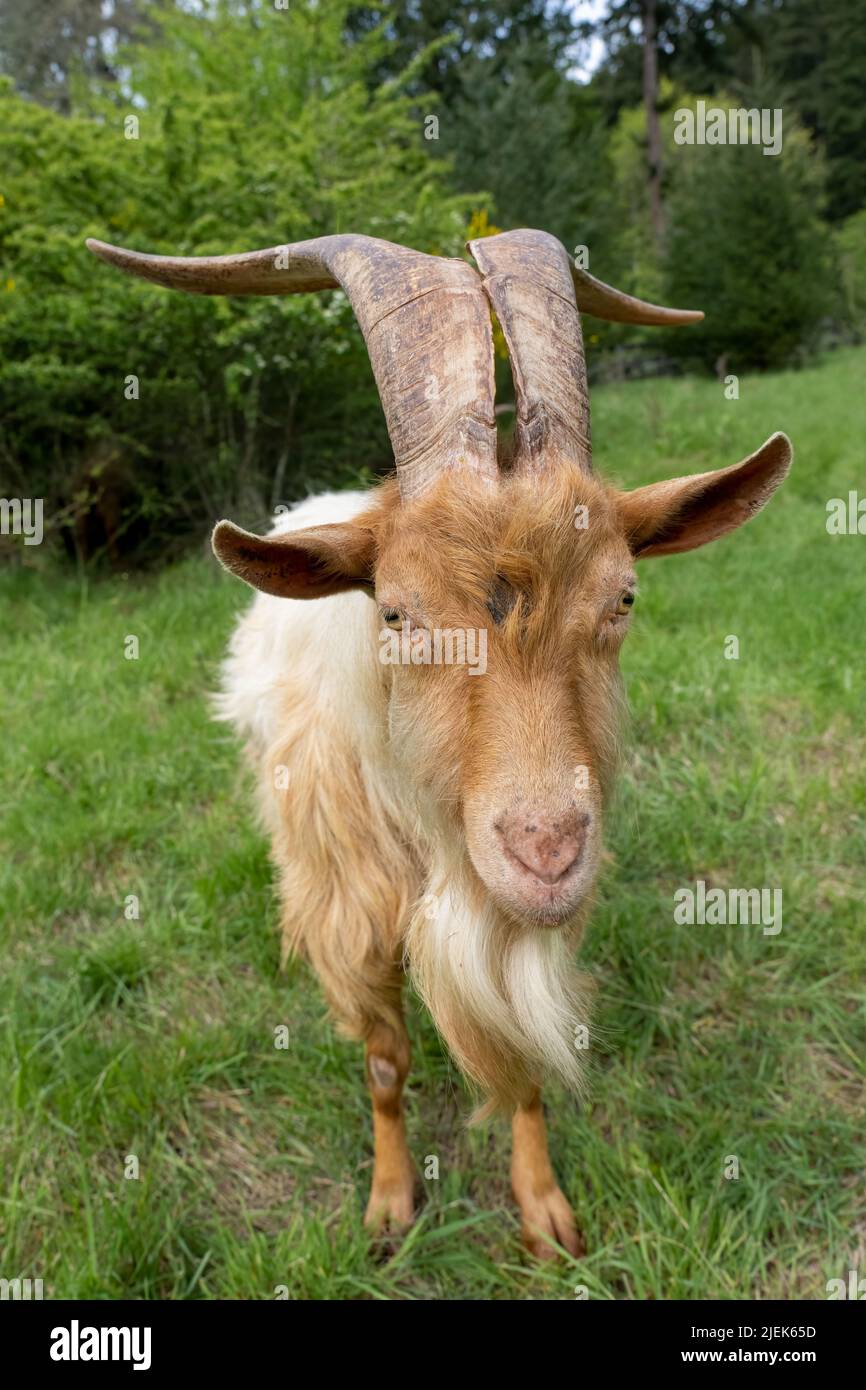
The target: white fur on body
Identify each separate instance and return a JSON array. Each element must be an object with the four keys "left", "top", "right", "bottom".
[
  {"left": 216, "top": 491, "right": 591, "bottom": 1110},
  {"left": 214, "top": 491, "right": 377, "bottom": 762}
]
